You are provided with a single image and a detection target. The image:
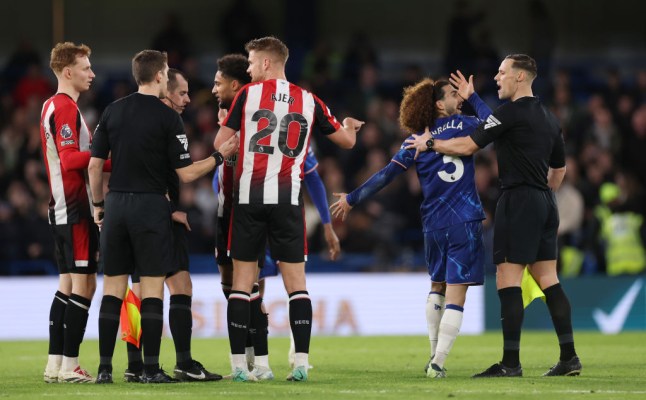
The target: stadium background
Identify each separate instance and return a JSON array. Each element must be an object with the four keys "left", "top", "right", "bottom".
[{"left": 0, "top": 0, "right": 645, "bottom": 339}]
